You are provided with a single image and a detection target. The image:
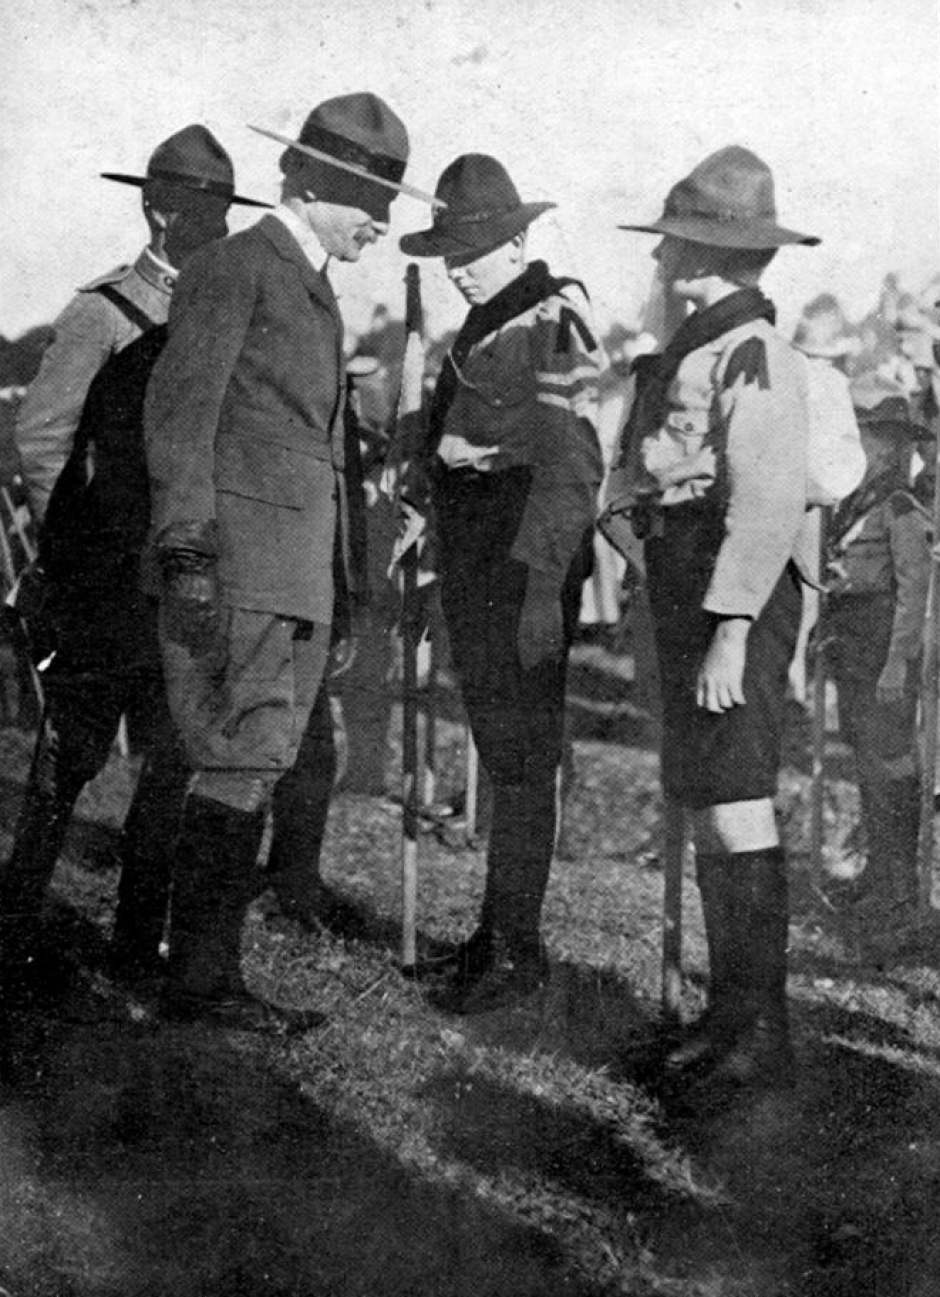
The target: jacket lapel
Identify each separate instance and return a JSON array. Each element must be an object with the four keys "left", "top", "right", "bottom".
[{"left": 255, "top": 213, "right": 341, "bottom": 321}]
